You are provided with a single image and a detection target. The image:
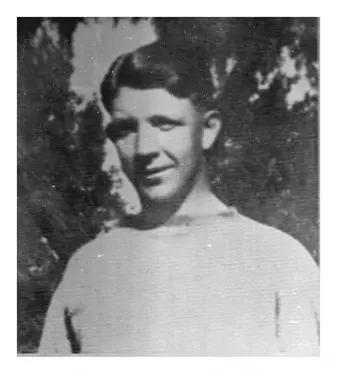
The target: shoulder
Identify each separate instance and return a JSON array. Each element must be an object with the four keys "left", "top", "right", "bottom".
[
  {"left": 225, "top": 213, "right": 319, "bottom": 309},
  {"left": 234, "top": 213, "right": 311, "bottom": 252},
  {"left": 229, "top": 213, "right": 318, "bottom": 276},
  {"left": 59, "top": 226, "right": 138, "bottom": 288},
  {"left": 46, "top": 226, "right": 140, "bottom": 310}
]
